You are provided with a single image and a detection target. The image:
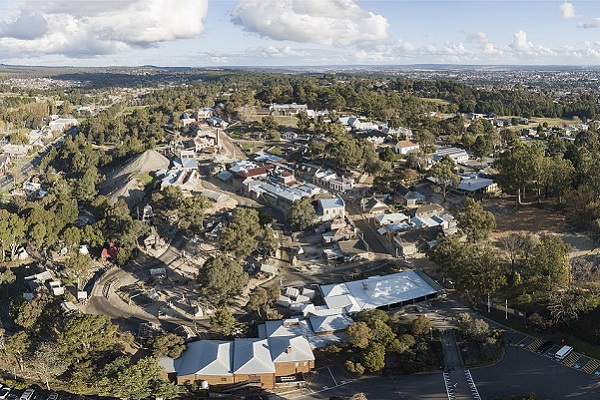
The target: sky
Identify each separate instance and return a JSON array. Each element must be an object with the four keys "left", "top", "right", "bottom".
[{"left": 0, "top": 0, "right": 599, "bottom": 67}]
